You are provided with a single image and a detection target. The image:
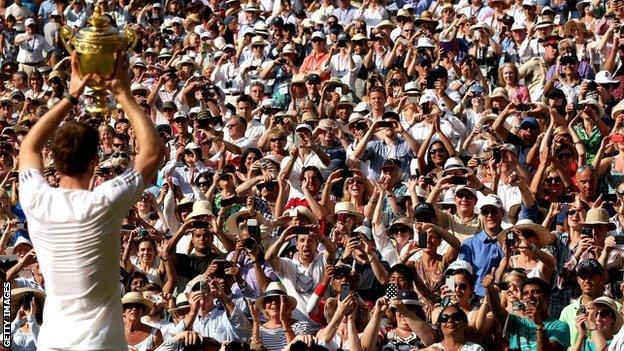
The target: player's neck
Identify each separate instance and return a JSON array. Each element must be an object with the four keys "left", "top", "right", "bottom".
[{"left": 58, "top": 174, "right": 91, "bottom": 190}]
